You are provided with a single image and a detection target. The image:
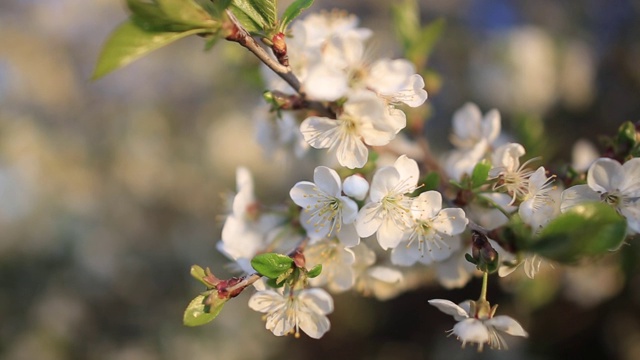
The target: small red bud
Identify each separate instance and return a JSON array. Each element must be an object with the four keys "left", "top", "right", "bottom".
[
  {"left": 271, "top": 32, "right": 289, "bottom": 66},
  {"left": 292, "top": 250, "right": 306, "bottom": 268}
]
